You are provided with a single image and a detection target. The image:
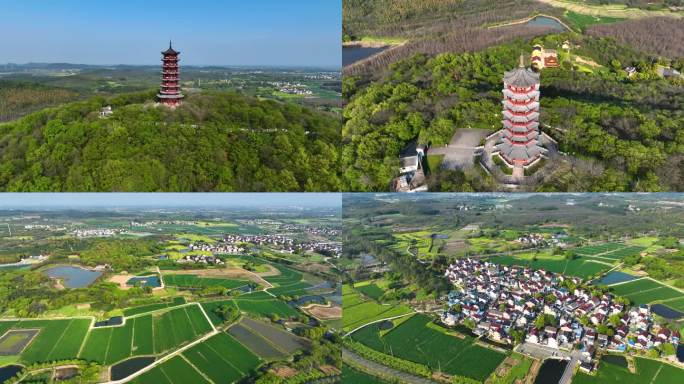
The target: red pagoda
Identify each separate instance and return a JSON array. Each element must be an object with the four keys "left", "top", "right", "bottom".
[
  {"left": 495, "top": 54, "right": 547, "bottom": 167},
  {"left": 157, "top": 41, "right": 183, "bottom": 108}
]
